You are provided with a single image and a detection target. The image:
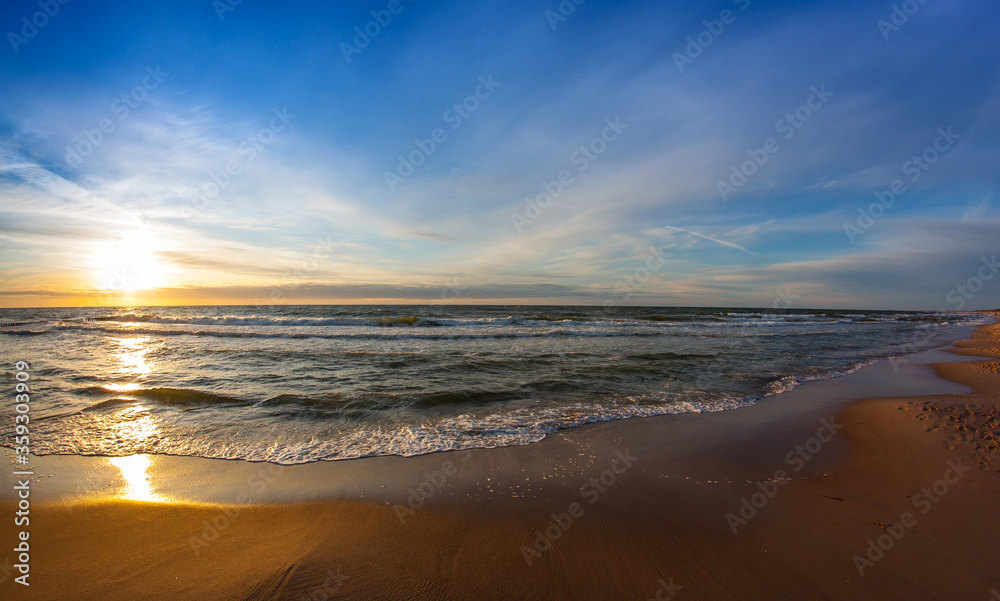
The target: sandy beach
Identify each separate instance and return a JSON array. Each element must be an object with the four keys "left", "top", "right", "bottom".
[
  {"left": 3, "top": 316, "right": 999, "bottom": 600},
  {"left": 3, "top": 0, "right": 997, "bottom": 597}
]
